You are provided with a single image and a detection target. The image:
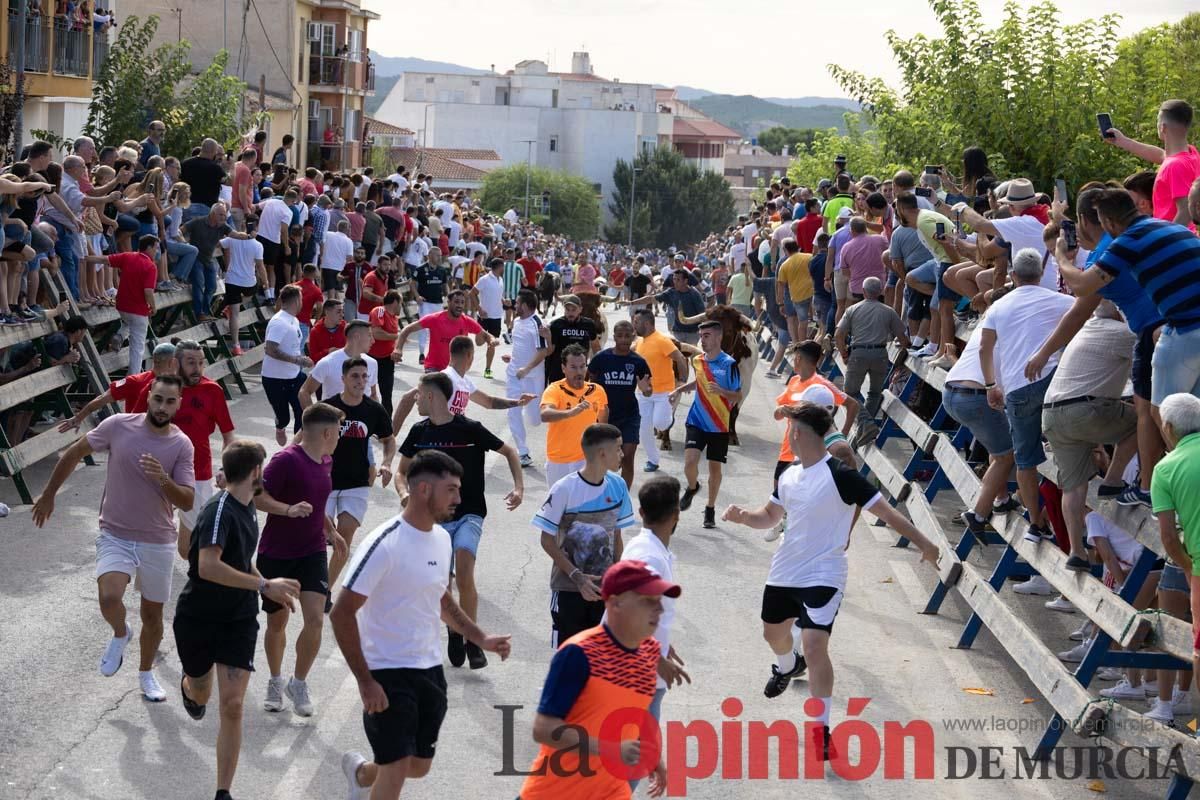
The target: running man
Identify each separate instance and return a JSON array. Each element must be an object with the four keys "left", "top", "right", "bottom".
[
  {"left": 257, "top": 402, "right": 346, "bottom": 716},
  {"left": 262, "top": 285, "right": 313, "bottom": 446},
  {"left": 505, "top": 289, "right": 553, "bottom": 468},
  {"left": 32, "top": 375, "right": 195, "bottom": 702},
  {"left": 395, "top": 289, "right": 493, "bottom": 373},
  {"left": 518, "top": 560, "right": 676, "bottom": 798},
  {"left": 396, "top": 372, "right": 524, "bottom": 669},
  {"left": 323, "top": 357, "right": 397, "bottom": 592},
  {"left": 502, "top": 246, "right": 524, "bottom": 340},
  {"left": 300, "top": 319, "right": 379, "bottom": 405},
  {"left": 59, "top": 342, "right": 178, "bottom": 429},
  {"left": 334, "top": 451, "right": 512, "bottom": 800},
  {"left": 632, "top": 308, "right": 687, "bottom": 470},
  {"left": 540, "top": 344, "right": 610, "bottom": 487},
  {"left": 534, "top": 423, "right": 634, "bottom": 646},
  {"left": 723, "top": 402, "right": 939, "bottom": 761},
  {"left": 669, "top": 320, "right": 741, "bottom": 529},
  {"left": 407, "top": 251, "right": 452, "bottom": 365},
  {"left": 588, "top": 320, "right": 652, "bottom": 487},
  {"left": 175, "top": 440, "right": 301, "bottom": 800},
  {"left": 469, "top": 256, "right": 504, "bottom": 378}
]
